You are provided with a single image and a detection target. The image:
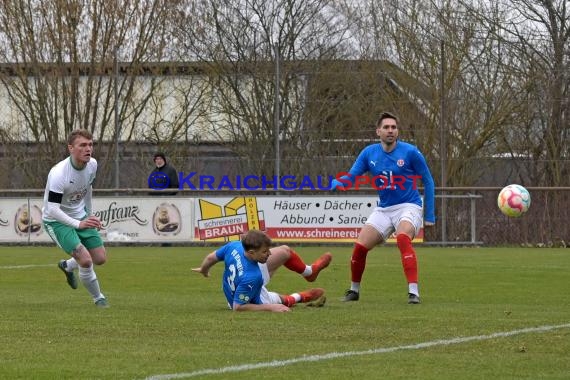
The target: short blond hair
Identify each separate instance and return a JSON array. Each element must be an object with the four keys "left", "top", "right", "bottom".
[{"left": 67, "top": 129, "right": 93, "bottom": 145}]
